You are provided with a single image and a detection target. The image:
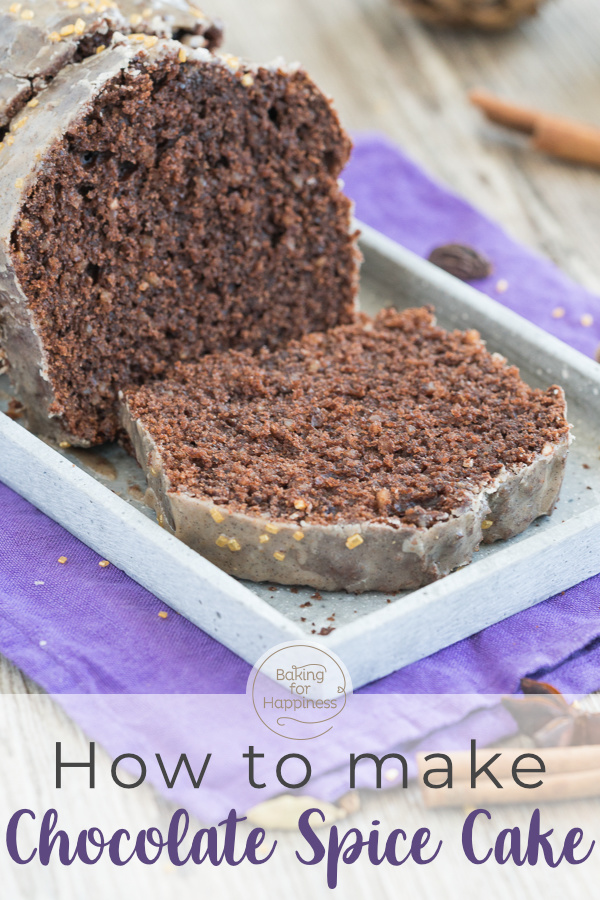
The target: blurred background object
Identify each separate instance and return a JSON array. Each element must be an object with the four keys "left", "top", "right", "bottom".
[
  {"left": 470, "top": 89, "right": 600, "bottom": 169},
  {"left": 399, "top": 0, "right": 549, "bottom": 30}
]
